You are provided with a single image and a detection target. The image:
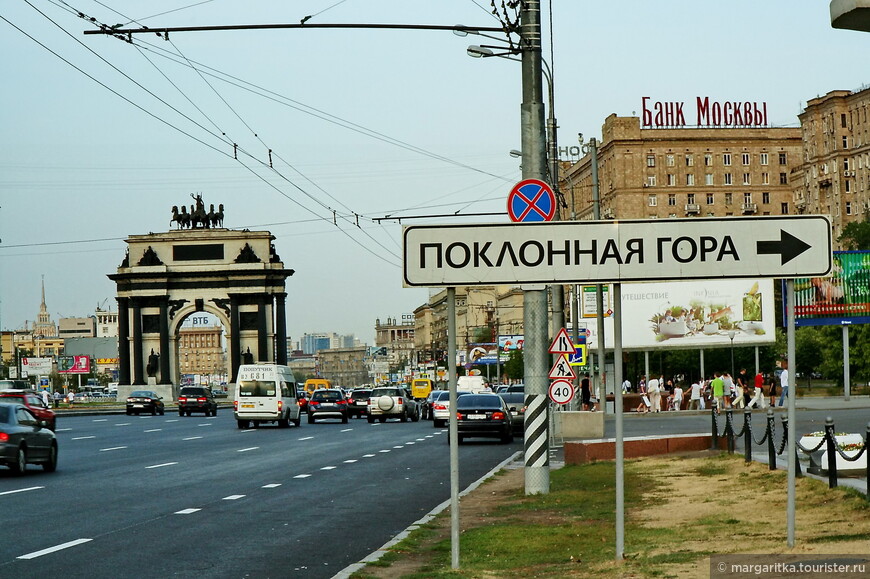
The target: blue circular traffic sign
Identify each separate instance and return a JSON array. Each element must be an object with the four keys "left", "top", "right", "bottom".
[{"left": 507, "top": 179, "right": 556, "bottom": 222}]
